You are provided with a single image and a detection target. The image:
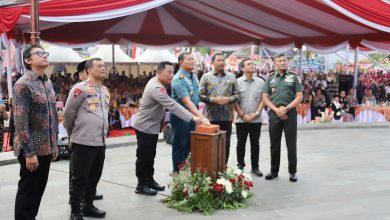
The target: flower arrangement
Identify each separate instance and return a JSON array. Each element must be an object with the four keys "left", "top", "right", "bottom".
[{"left": 164, "top": 155, "right": 254, "bottom": 215}]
